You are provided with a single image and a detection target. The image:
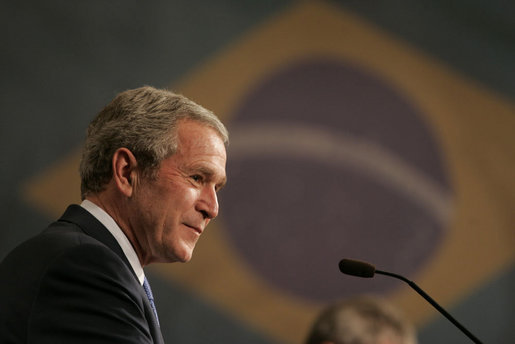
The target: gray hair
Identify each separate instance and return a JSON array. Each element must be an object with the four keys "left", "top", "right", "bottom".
[
  {"left": 79, "top": 86, "right": 228, "bottom": 199},
  {"left": 305, "top": 296, "right": 417, "bottom": 344}
]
